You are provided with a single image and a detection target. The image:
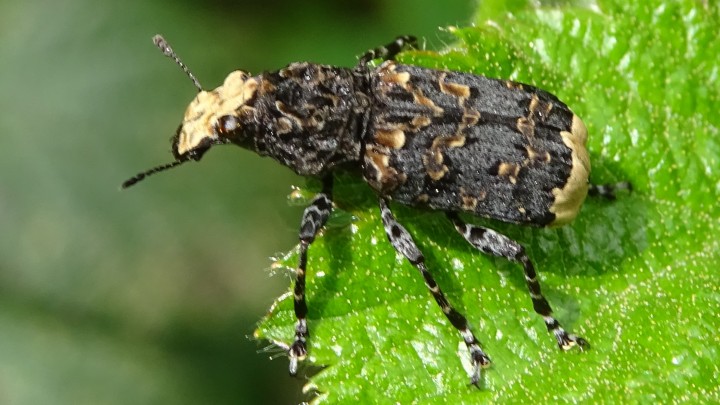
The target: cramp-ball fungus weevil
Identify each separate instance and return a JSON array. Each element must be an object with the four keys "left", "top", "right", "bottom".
[{"left": 123, "top": 35, "right": 629, "bottom": 385}]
